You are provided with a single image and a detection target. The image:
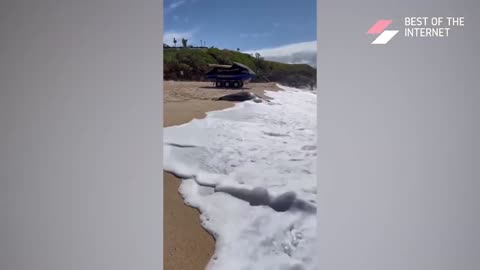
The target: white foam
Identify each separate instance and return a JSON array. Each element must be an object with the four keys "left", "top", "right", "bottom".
[{"left": 164, "top": 84, "right": 317, "bottom": 270}]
